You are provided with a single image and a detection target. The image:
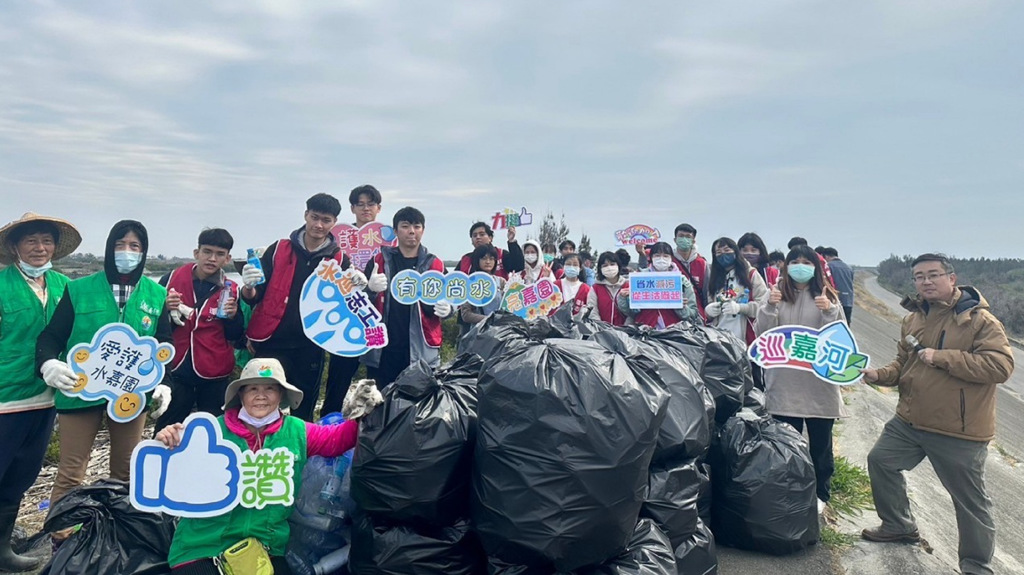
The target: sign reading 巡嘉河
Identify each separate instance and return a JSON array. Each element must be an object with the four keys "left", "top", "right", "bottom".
[{"left": 748, "top": 321, "right": 870, "bottom": 385}]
